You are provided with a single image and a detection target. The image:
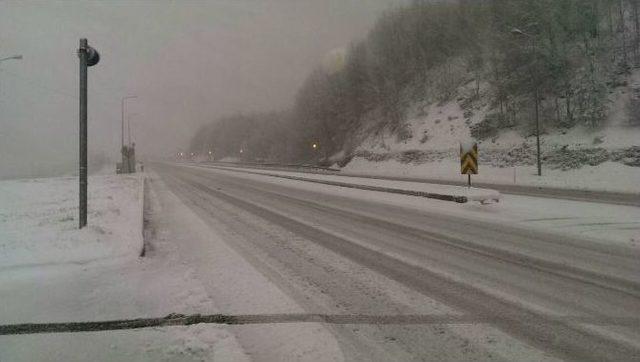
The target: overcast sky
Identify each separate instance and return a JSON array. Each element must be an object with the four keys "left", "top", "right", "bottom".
[{"left": 0, "top": 0, "right": 405, "bottom": 179}]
